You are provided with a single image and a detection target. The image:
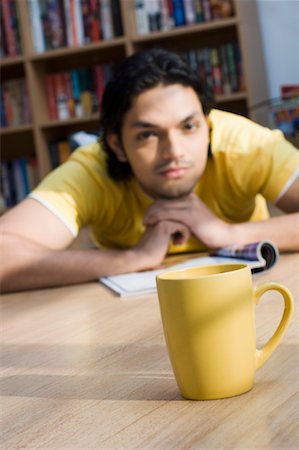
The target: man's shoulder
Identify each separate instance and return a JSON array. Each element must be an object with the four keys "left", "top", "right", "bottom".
[
  {"left": 69, "top": 140, "right": 106, "bottom": 168},
  {"left": 209, "top": 108, "right": 252, "bottom": 127},
  {"left": 208, "top": 109, "right": 284, "bottom": 156}
]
